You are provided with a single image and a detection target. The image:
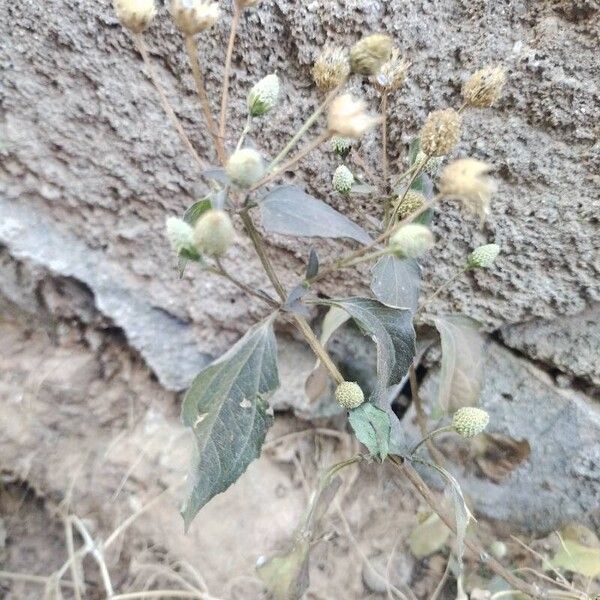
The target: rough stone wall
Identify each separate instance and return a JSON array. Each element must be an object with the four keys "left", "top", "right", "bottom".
[{"left": 1, "top": 0, "right": 599, "bottom": 531}]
